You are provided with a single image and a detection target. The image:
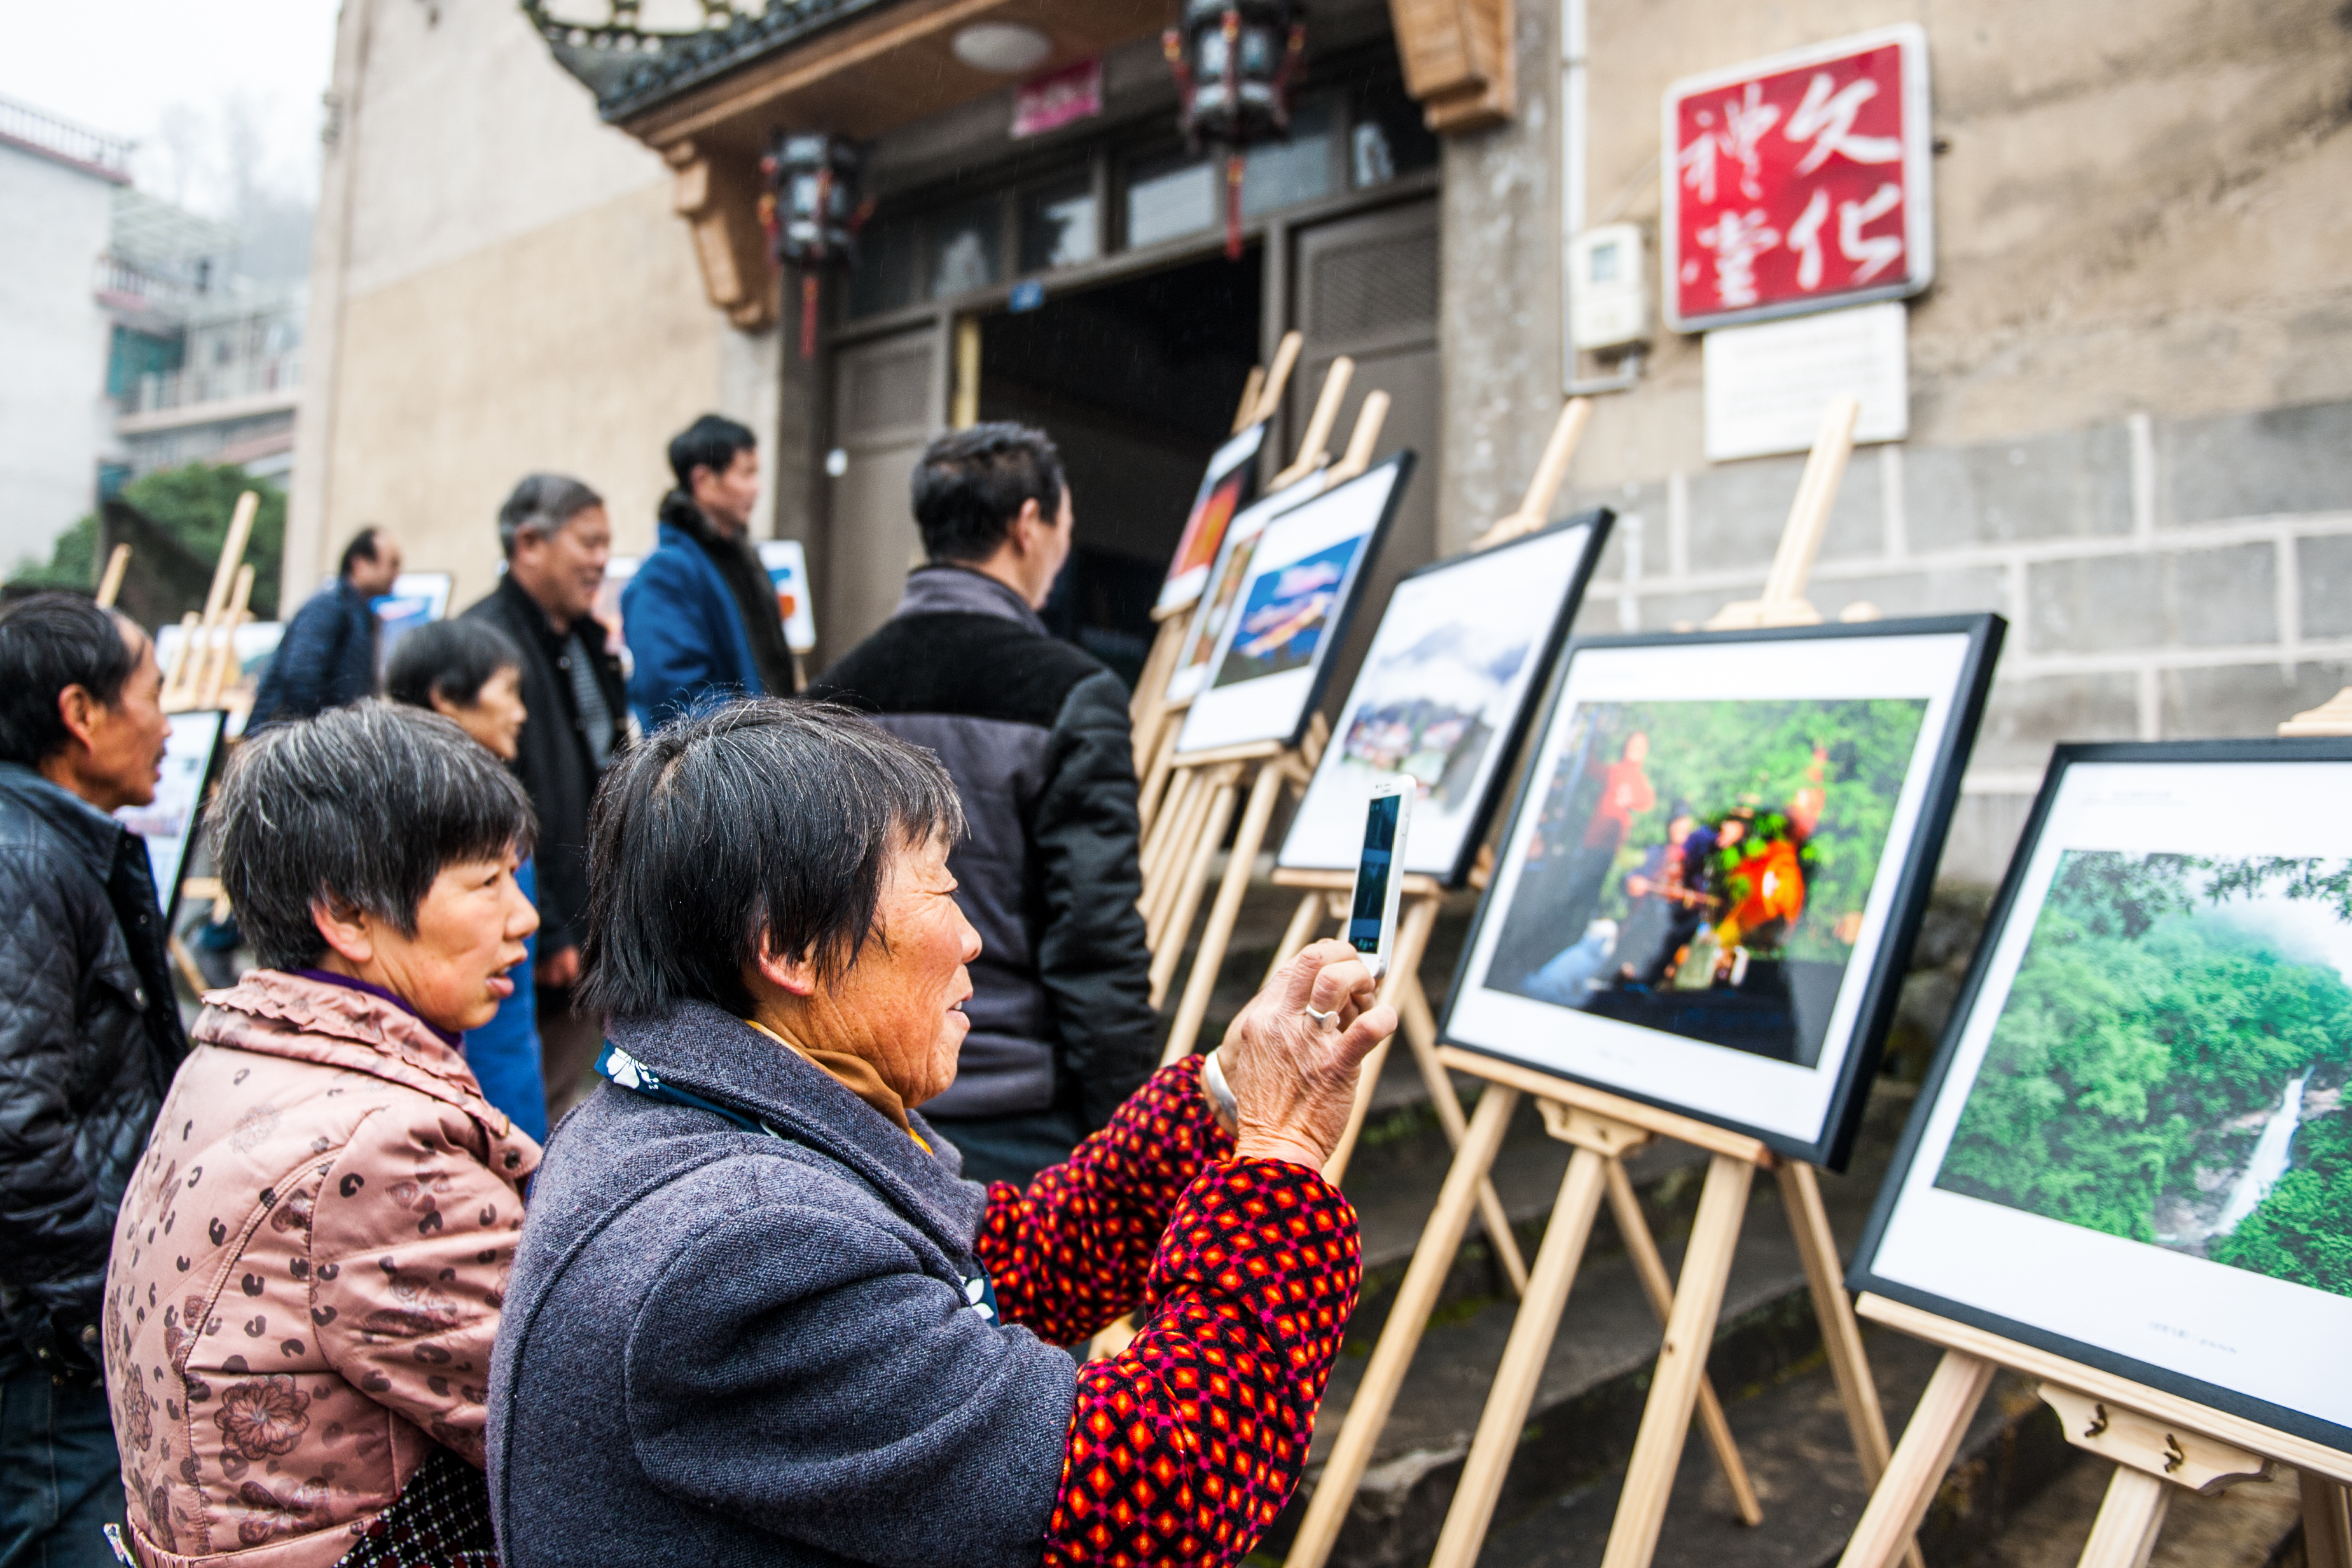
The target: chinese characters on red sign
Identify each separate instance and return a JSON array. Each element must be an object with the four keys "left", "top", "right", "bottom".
[{"left": 1661, "top": 27, "right": 1930, "bottom": 332}]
